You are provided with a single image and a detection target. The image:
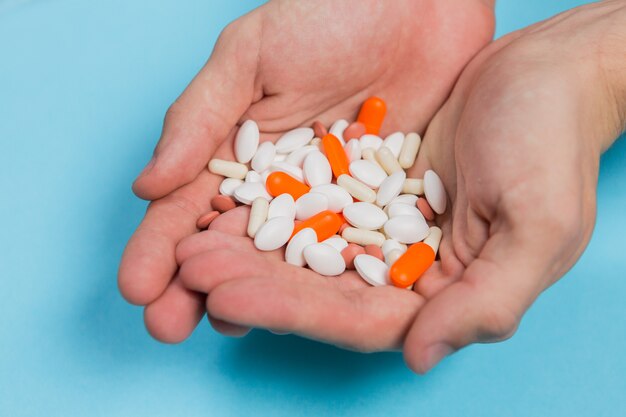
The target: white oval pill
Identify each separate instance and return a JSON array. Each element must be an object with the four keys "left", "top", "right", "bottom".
[
  {"left": 354, "top": 254, "right": 390, "bottom": 286},
  {"left": 247, "top": 197, "right": 269, "bottom": 238},
  {"left": 251, "top": 141, "right": 276, "bottom": 172},
  {"left": 285, "top": 228, "right": 317, "bottom": 267},
  {"left": 376, "top": 170, "right": 406, "bottom": 207},
  {"left": 285, "top": 145, "right": 318, "bottom": 167},
  {"left": 267, "top": 194, "right": 296, "bottom": 220},
  {"left": 233, "top": 182, "right": 272, "bottom": 205},
  {"left": 275, "top": 127, "right": 315, "bottom": 154},
  {"left": 303, "top": 151, "right": 332, "bottom": 187},
  {"left": 387, "top": 202, "right": 424, "bottom": 220},
  {"left": 234, "top": 120, "right": 260, "bottom": 163},
  {"left": 254, "top": 216, "right": 294, "bottom": 251},
  {"left": 322, "top": 236, "right": 348, "bottom": 252},
  {"left": 303, "top": 243, "right": 346, "bottom": 276},
  {"left": 245, "top": 170, "right": 261, "bottom": 183},
  {"left": 360, "top": 134, "right": 383, "bottom": 151},
  {"left": 424, "top": 170, "right": 447, "bottom": 214},
  {"left": 382, "top": 132, "right": 404, "bottom": 158},
  {"left": 270, "top": 161, "right": 304, "bottom": 182},
  {"left": 329, "top": 119, "right": 349, "bottom": 145},
  {"left": 390, "top": 194, "right": 419, "bottom": 206},
  {"left": 273, "top": 153, "right": 287, "bottom": 162},
  {"left": 295, "top": 192, "right": 328, "bottom": 220},
  {"left": 381, "top": 239, "right": 407, "bottom": 257},
  {"left": 310, "top": 184, "right": 353, "bottom": 212},
  {"left": 383, "top": 215, "right": 430, "bottom": 244},
  {"left": 219, "top": 178, "right": 243, "bottom": 196},
  {"left": 344, "top": 139, "right": 362, "bottom": 162},
  {"left": 399, "top": 132, "right": 421, "bottom": 169},
  {"left": 349, "top": 160, "right": 387, "bottom": 188},
  {"left": 343, "top": 202, "right": 388, "bottom": 230}
]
